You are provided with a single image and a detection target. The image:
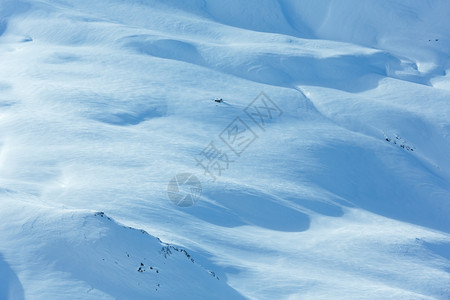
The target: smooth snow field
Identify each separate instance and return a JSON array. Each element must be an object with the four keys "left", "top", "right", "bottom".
[{"left": 1, "top": 0, "right": 450, "bottom": 299}]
